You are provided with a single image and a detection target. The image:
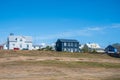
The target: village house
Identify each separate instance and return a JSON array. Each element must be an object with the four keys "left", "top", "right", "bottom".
[
  {"left": 5, "top": 34, "right": 32, "bottom": 50},
  {"left": 0, "top": 45, "right": 3, "bottom": 50},
  {"left": 0, "top": 42, "right": 8, "bottom": 50},
  {"left": 55, "top": 39, "right": 80, "bottom": 52},
  {"left": 32, "top": 45, "right": 41, "bottom": 50},
  {"left": 105, "top": 45, "right": 120, "bottom": 54},
  {"left": 83, "top": 43, "right": 105, "bottom": 53}
]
